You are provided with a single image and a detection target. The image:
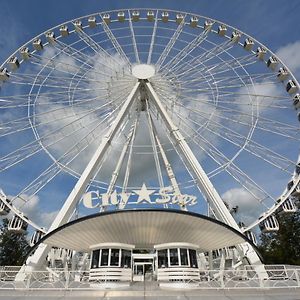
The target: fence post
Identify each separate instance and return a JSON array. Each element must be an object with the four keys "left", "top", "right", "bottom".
[
  {"left": 26, "top": 271, "right": 32, "bottom": 289},
  {"left": 220, "top": 270, "right": 225, "bottom": 288},
  {"left": 294, "top": 269, "right": 300, "bottom": 287},
  {"left": 65, "top": 271, "right": 70, "bottom": 289}
]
